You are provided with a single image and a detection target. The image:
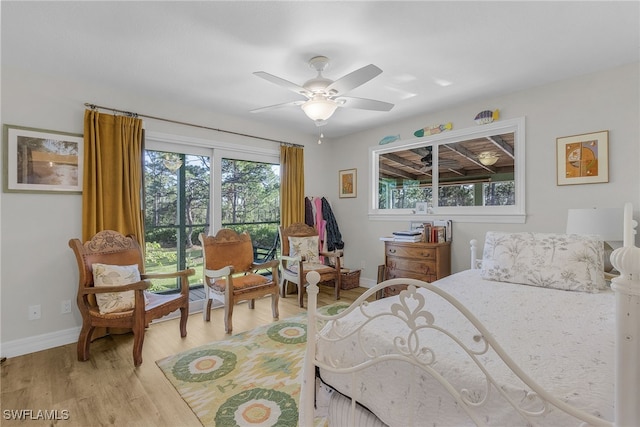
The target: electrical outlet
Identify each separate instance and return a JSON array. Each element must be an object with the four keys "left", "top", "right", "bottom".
[
  {"left": 28, "top": 304, "right": 41, "bottom": 320},
  {"left": 61, "top": 300, "right": 72, "bottom": 314}
]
